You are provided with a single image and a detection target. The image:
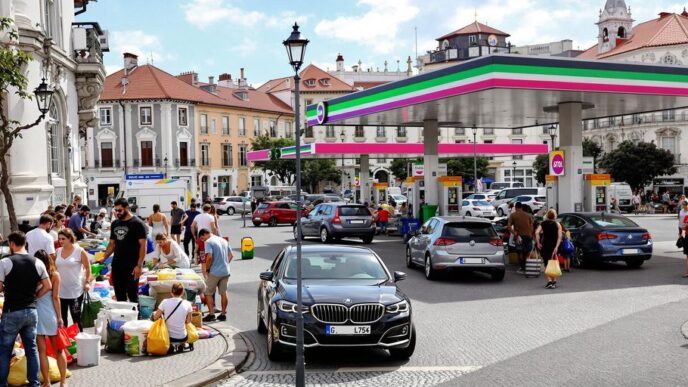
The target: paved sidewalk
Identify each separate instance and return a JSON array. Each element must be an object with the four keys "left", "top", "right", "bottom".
[{"left": 66, "top": 324, "right": 250, "bottom": 387}]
